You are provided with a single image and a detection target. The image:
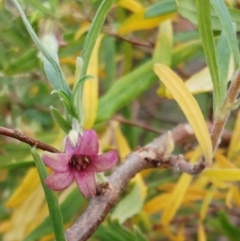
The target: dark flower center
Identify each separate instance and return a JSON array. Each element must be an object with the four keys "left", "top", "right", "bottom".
[{"left": 69, "top": 154, "right": 90, "bottom": 171}]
